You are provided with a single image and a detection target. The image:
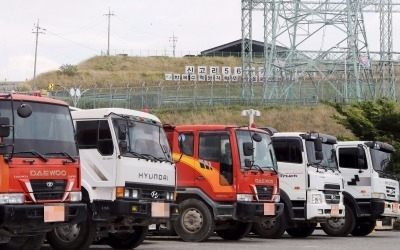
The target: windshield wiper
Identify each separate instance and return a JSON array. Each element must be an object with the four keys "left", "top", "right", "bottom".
[
  {"left": 13, "top": 150, "right": 48, "bottom": 162},
  {"left": 307, "top": 162, "right": 327, "bottom": 173},
  {"left": 120, "top": 151, "right": 153, "bottom": 161},
  {"left": 264, "top": 165, "right": 278, "bottom": 175},
  {"left": 45, "top": 152, "right": 77, "bottom": 162}
]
